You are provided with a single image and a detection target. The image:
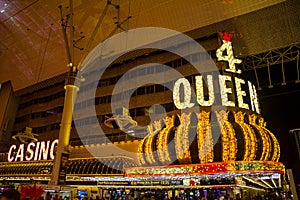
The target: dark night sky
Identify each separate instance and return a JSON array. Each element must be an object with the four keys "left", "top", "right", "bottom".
[
  {"left": 241, "top": 59, "right": 300, "bottom": 177},
  {"left": 259, "top": 83, "right": 300, "bottom": 166},
  {"left": 257, "top": 81, "right": 300, "bottom": 186}
]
